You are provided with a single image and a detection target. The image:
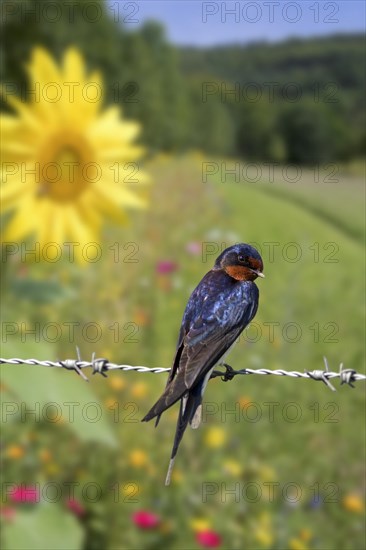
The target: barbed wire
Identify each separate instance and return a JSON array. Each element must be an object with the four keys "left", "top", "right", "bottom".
[{"left": 0, "top": 353, "right": 365, "bottom": 392}]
